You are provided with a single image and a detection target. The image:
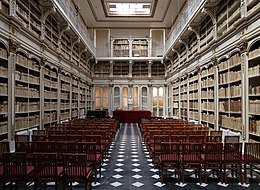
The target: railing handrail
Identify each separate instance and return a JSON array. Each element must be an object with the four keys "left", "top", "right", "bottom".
[
  {"left": 164, "top": 0, "right": 206, "bottom": 56},
  {"left": 52, "top": 0, "right": 96, "bottom": 56}
]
